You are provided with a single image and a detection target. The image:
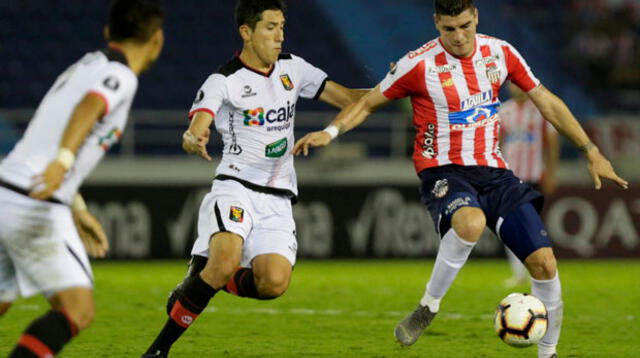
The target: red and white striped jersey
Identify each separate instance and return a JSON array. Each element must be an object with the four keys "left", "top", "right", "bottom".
[
  {"left": 499, "top": 99, "right": 554, "bottom": 182},
  {"left": 380, "top": 34, "right": 540, "bottom": 174}
]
